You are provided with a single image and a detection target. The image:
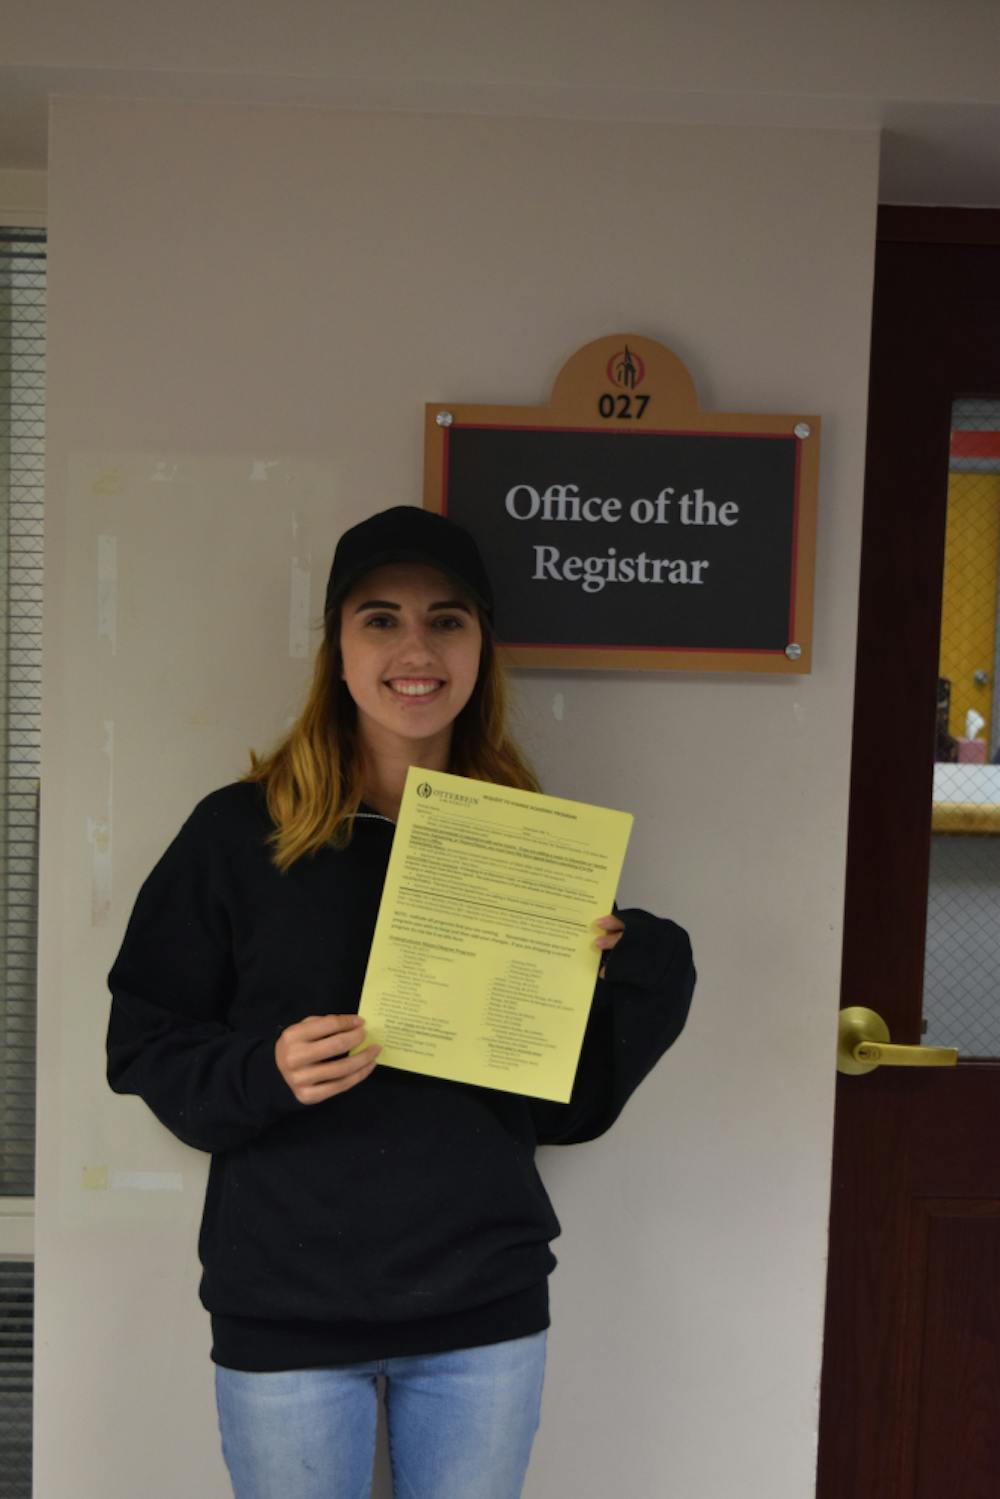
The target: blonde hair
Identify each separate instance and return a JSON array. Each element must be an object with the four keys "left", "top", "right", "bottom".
[{"left": 245, "top": 607, "right": 539, "bottom": 871}]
